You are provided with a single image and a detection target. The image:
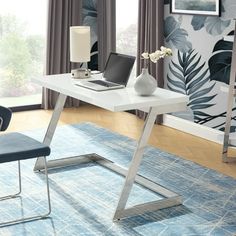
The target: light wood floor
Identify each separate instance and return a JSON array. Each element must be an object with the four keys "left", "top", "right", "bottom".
[{"left": 7, "top": 104, "right": 236, "bottom": 178}]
